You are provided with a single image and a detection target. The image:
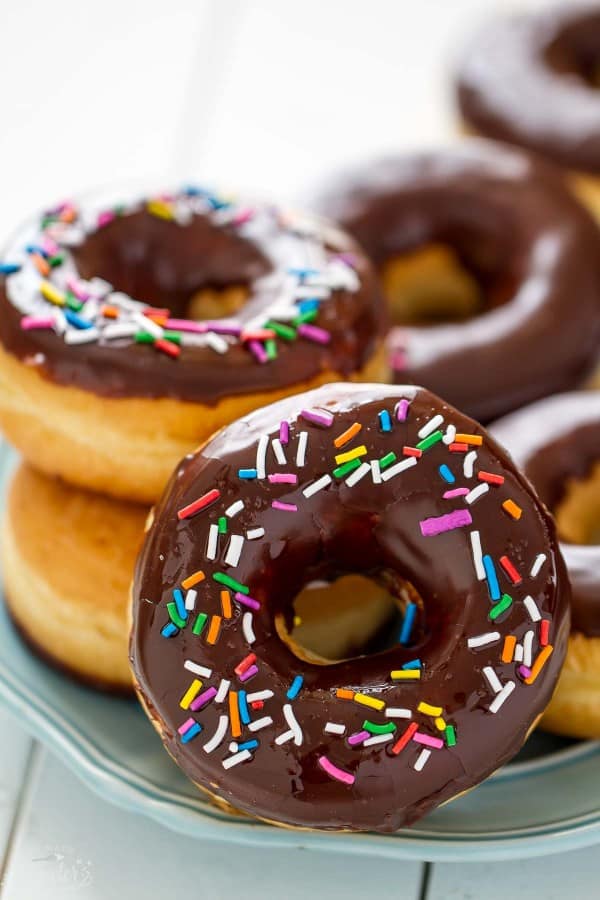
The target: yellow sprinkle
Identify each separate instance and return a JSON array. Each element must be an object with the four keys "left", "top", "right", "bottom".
[
  {"left": 391, "top": 670, "right": 421, "bottom": 680},
  {"left": 182, "top": 570, "right": 205, "bottom": 590},
  {"left": 418, "top": 701, "right": 443, "bottom": 717},
  {"left": 455, "top": 433, "right": 483, "bottom": 446},
  {"left": 334, "top": 445, "right": 368, "bottom": 466},
  {"left": 502, "top": 499, "right": 522, "bottom": 520},
  {"left": 180, "top": 679, "right": 202, "bottom": 709},
  {"left": 333, "top": 422, "right": 362, "bottom": 449},
  {"left": 147, "top": 199, "right": 174, "bottom": 220},
  {"left": 435, "top": 717, "right": 446, "bottom": 731},
  {"left": 525, "top": 645, "right": 553, "bottom": 684},
  {"left": 353, "top": 692, "right": 385, "bottom": 711},
  {"left": 293, "top": 615, "right": 302, "bottom": 627},
  {"left": 40, "top": 280, "right": 65, "bottom": 306}
]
